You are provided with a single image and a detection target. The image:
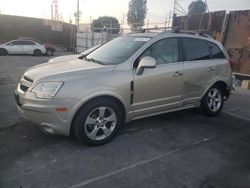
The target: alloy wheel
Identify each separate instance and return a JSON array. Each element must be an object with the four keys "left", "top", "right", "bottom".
[
  {"left": 207, "top": 88, "right": 222, "bottom": 112},
  {"left": 84, "top": 106, "right": 117, "bottom": 141}
]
